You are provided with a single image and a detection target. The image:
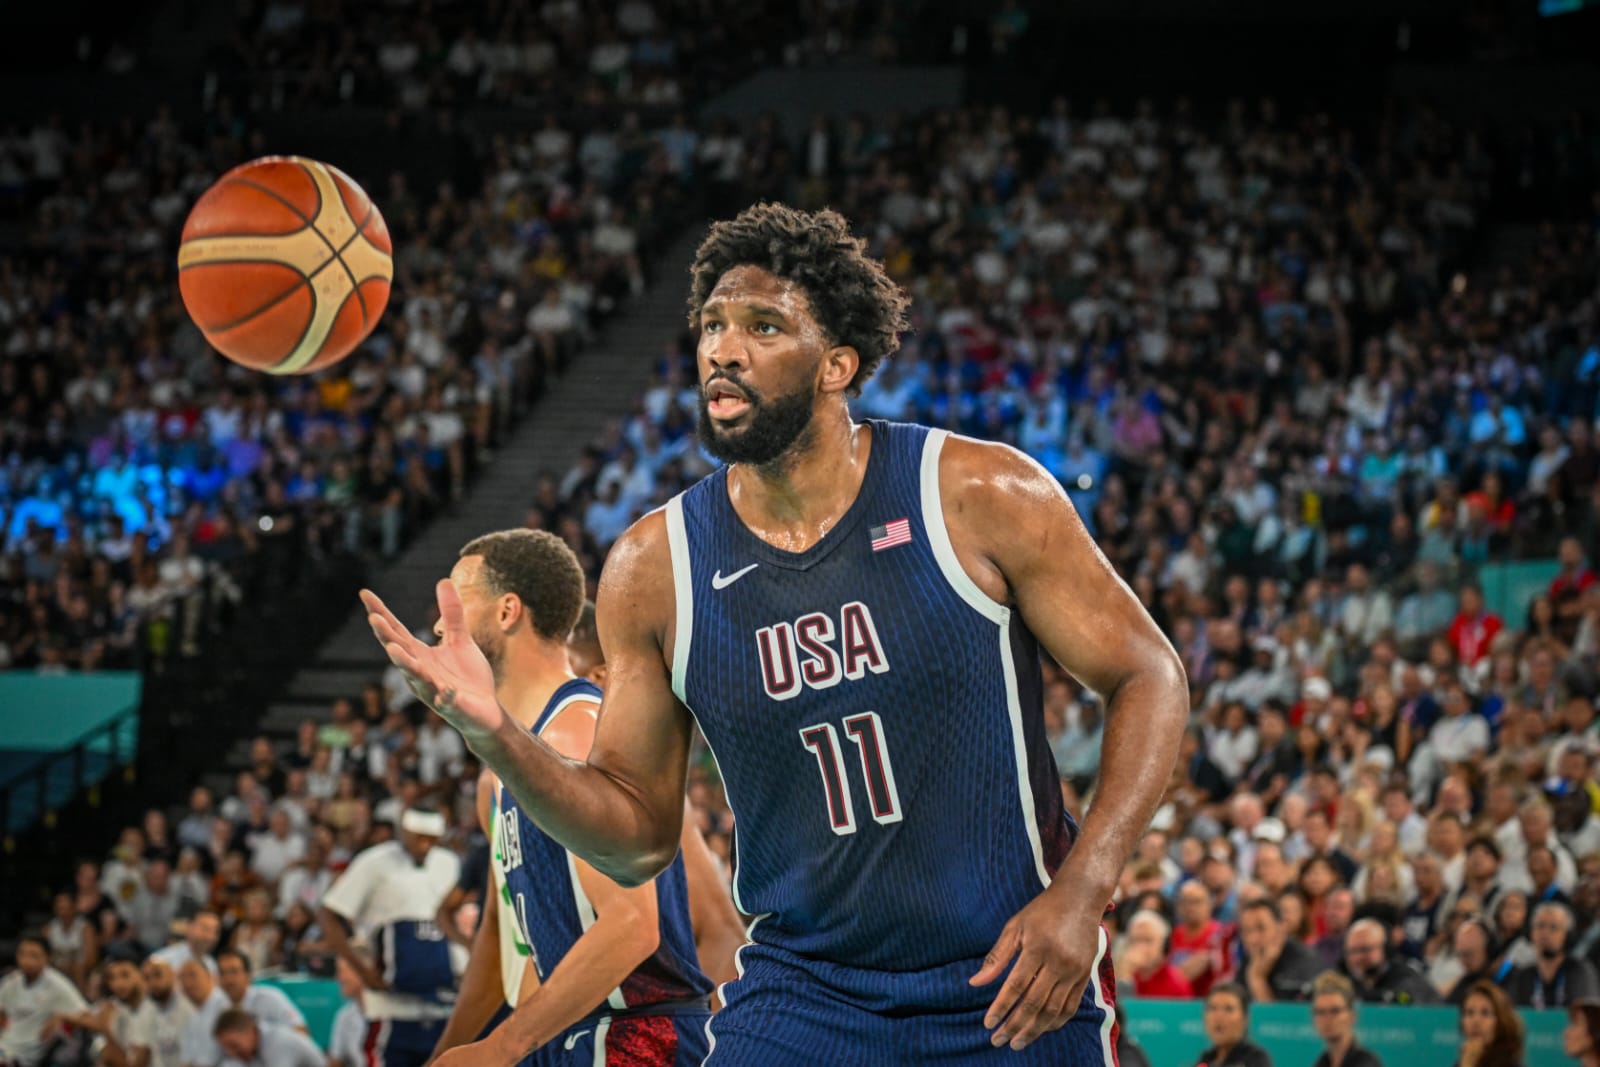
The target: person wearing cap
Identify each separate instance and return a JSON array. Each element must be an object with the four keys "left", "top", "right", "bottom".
[{"left": 316, "top": 805, "right": 461, "bottom": 1067}]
